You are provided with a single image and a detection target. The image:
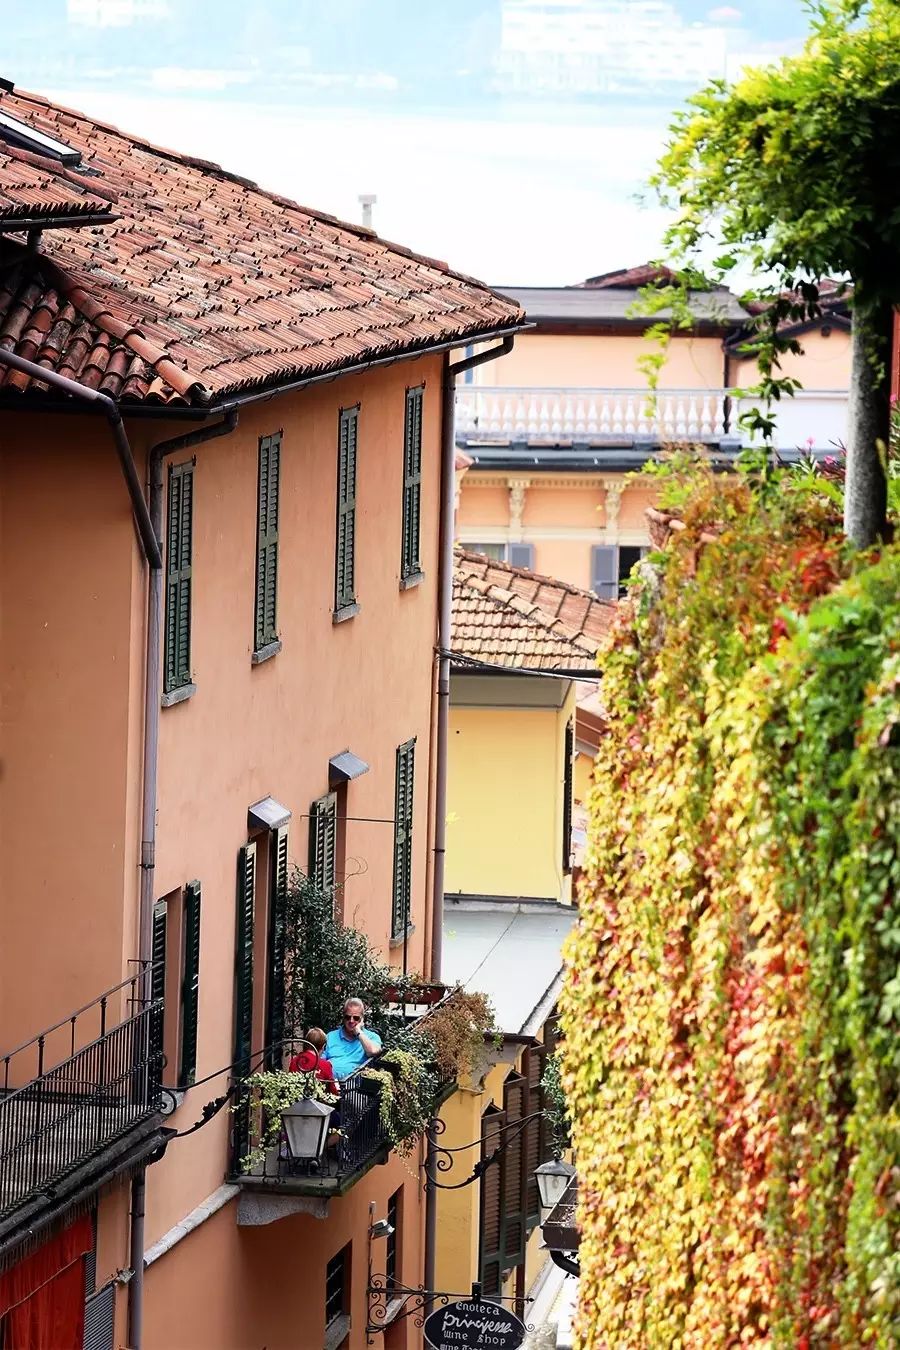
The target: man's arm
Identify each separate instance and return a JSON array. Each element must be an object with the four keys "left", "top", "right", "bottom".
[{"left": 358, "top": 1027, "right": 381, "bottom": 1059}]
